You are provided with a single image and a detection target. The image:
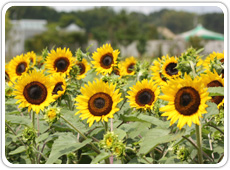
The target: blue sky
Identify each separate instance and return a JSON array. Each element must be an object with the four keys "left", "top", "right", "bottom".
[{"left": 52, "top": 6, "right": 223, "bottom": 14}]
